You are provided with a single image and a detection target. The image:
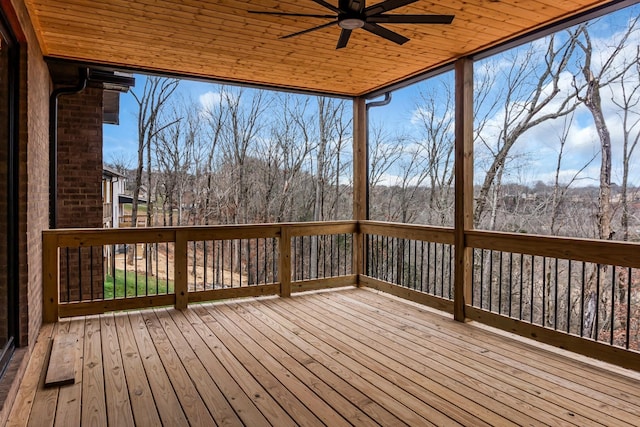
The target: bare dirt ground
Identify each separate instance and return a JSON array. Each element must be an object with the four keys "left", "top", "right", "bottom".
[{"left": 112, "top": 244, "right": 248, "bottom": 290}]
